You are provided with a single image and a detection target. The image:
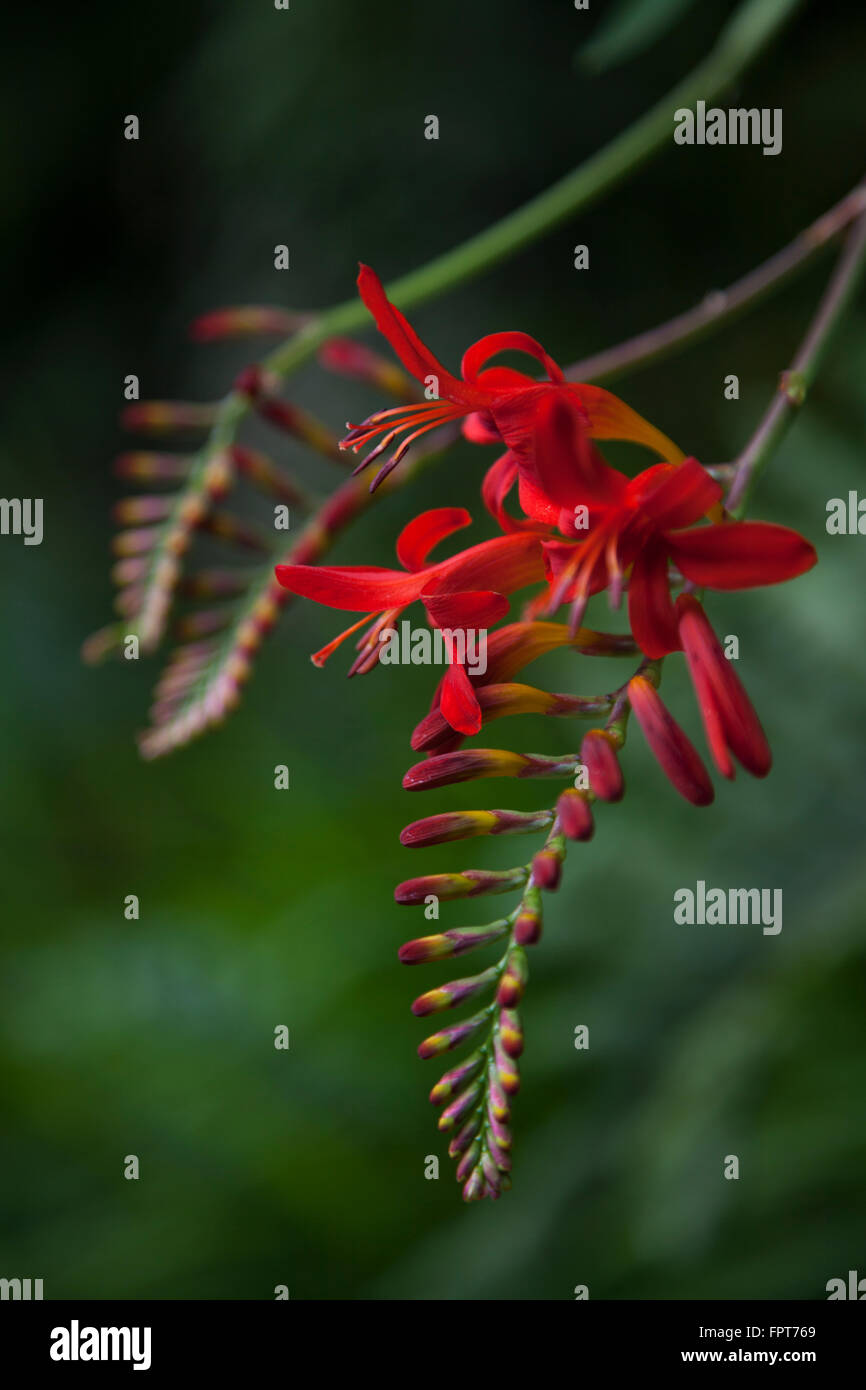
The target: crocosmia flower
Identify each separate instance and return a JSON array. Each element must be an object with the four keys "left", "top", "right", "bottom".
[
  {"left": 275, "top": 507, "right": 546, "bottom": 734},
  {"left": 529, "top": 394, "right": 817, "bottom": 653},
  {"left": 342, "top": 264, "right": 683, "bottom": 490}
]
